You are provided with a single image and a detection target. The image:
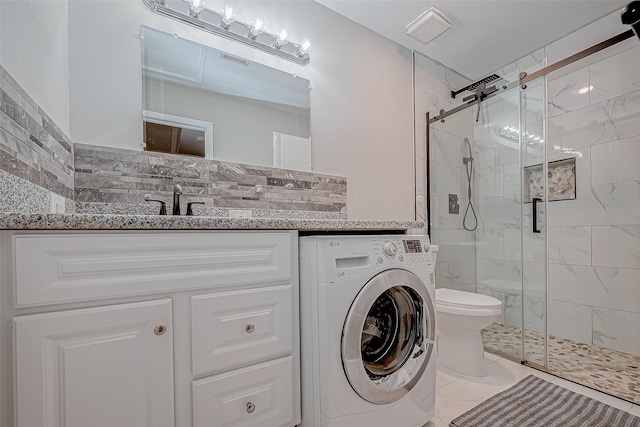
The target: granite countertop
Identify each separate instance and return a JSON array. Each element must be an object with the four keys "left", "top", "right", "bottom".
[{"left": 0, "top": 213, "right": 424, "bottom": 231}]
